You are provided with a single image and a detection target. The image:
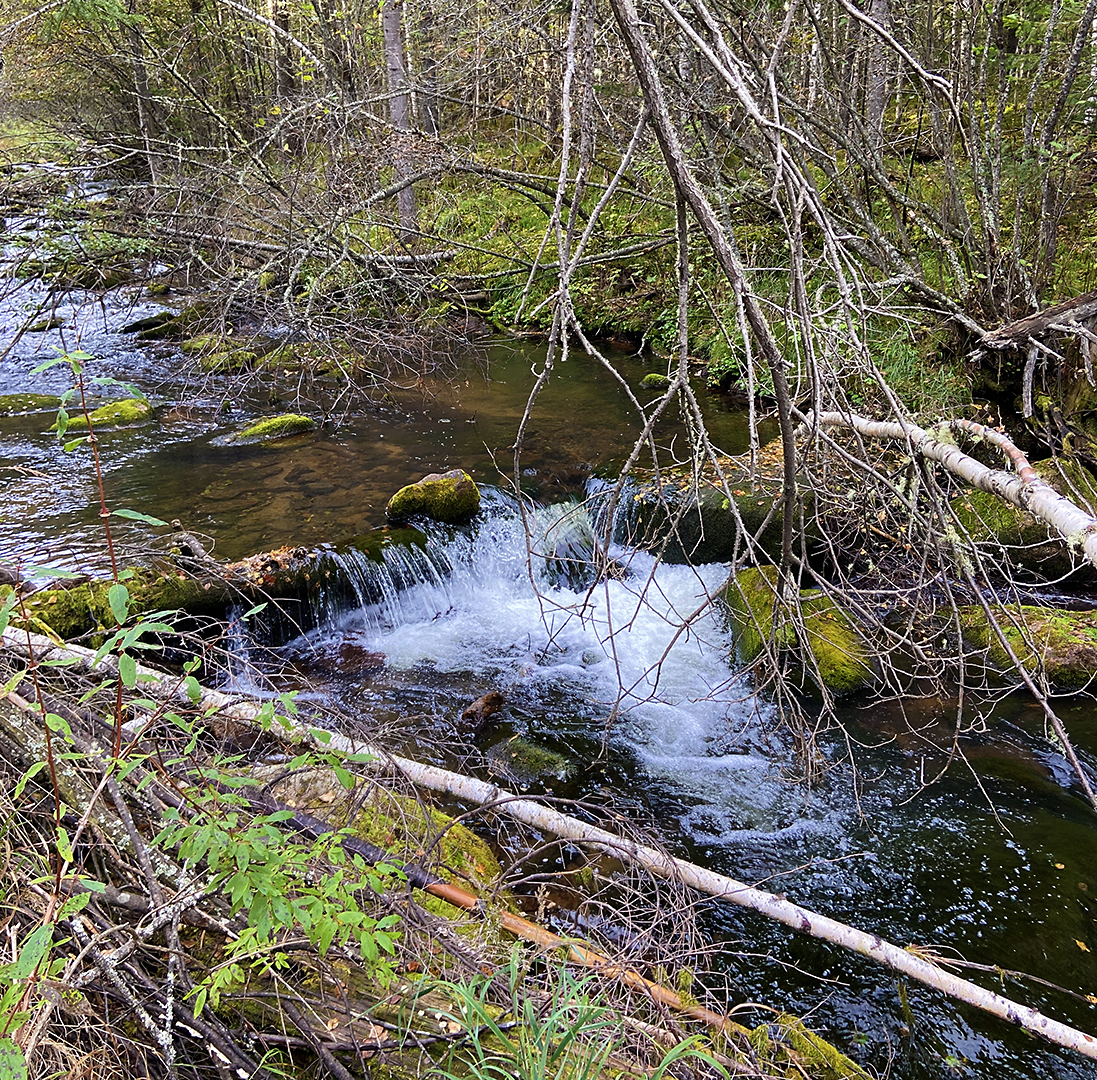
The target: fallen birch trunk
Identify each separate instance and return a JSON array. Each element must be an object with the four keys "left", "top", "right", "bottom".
[
  {"left": 4, "top": 627, "right": 1096, "bottom": 1062},
  {"left": 804, "top": 411, "right": 1097, "bottom": 569}
]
